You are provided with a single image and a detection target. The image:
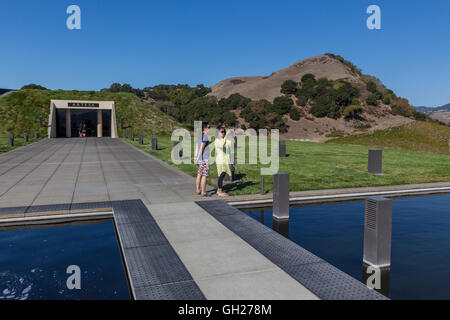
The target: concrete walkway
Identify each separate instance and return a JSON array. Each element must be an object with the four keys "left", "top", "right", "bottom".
[{"left": 0, "top": 138, "right": 318, "bottom": 299}]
